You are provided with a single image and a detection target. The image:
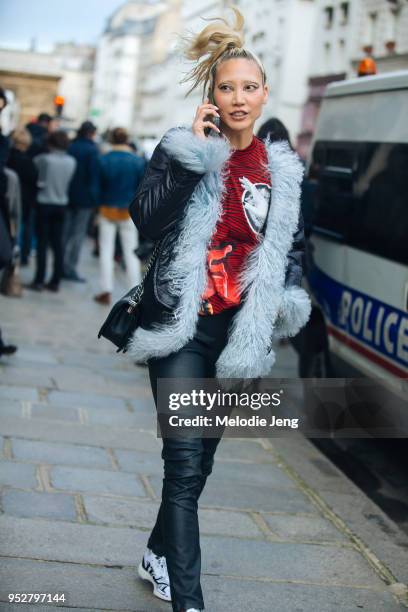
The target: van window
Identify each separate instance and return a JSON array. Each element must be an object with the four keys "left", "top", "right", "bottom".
[
  {"left": 350, "top": 143, "right": 408, "bottom": 265},
  {"left": 310, "top": 141, "right": 356, "bottom": 240},
  {"left": 309, "top": 141, "right": 408, "bottom": 265}
]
